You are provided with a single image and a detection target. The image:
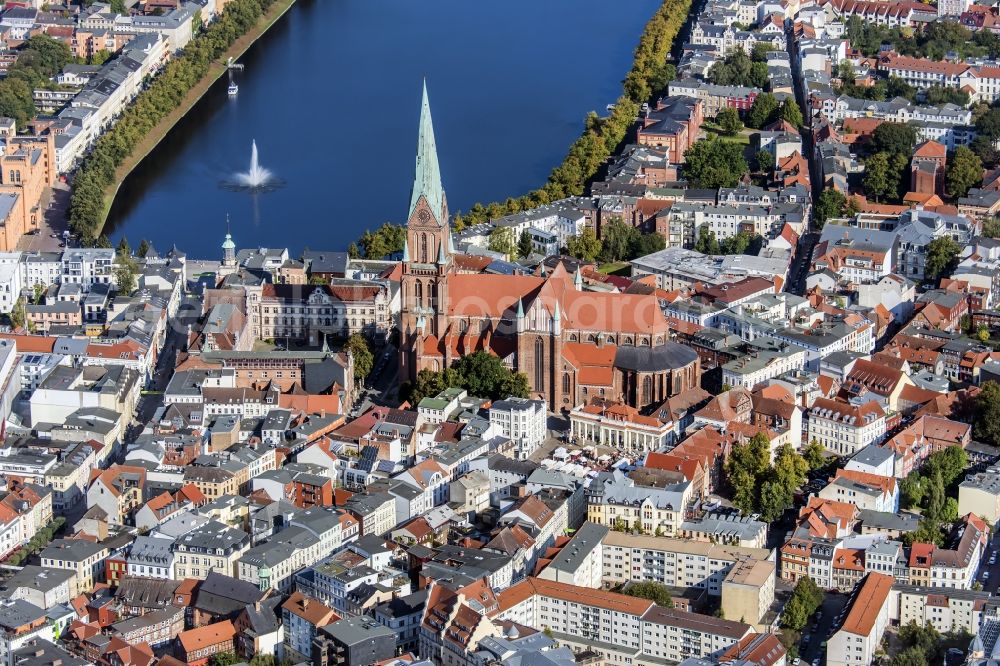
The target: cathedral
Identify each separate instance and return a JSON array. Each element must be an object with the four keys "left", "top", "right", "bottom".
[{"left": 399, "top": 83, "right": 701, "bottom": 411}]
